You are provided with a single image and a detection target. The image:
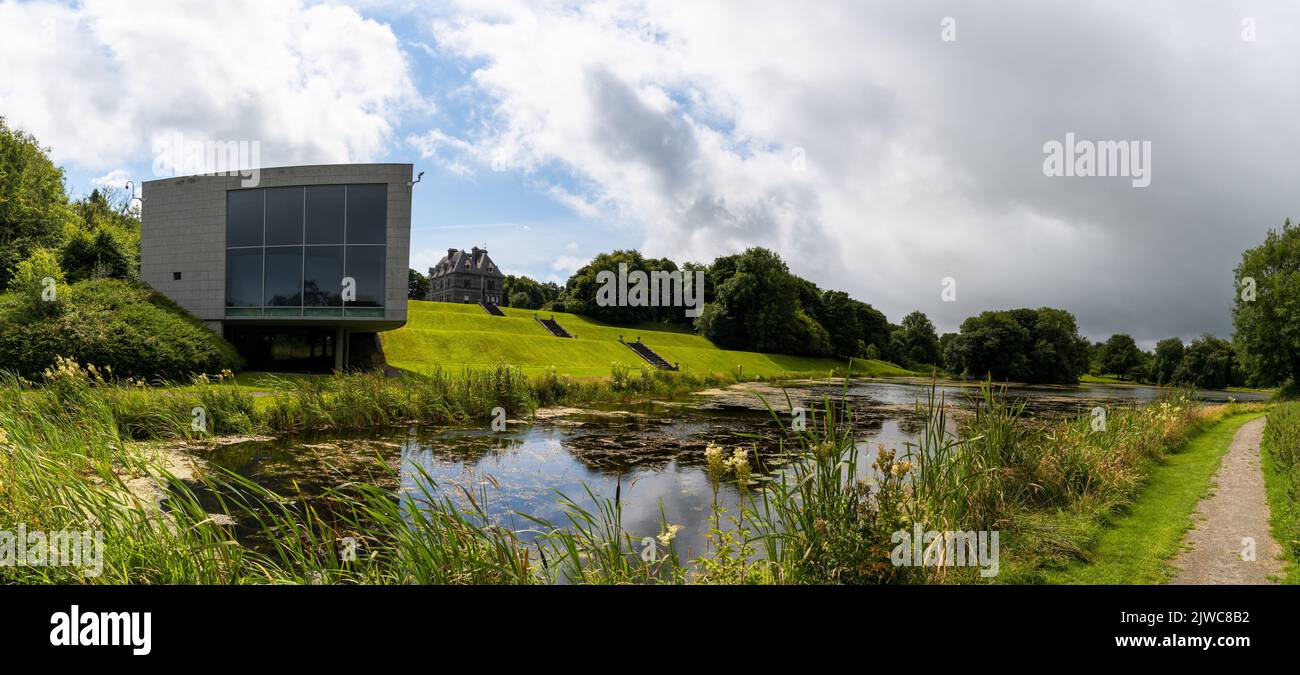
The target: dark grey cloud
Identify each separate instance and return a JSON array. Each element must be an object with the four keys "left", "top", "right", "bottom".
[{"left": 435, "top": 0, "right": 1300, "bottom": 347}]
